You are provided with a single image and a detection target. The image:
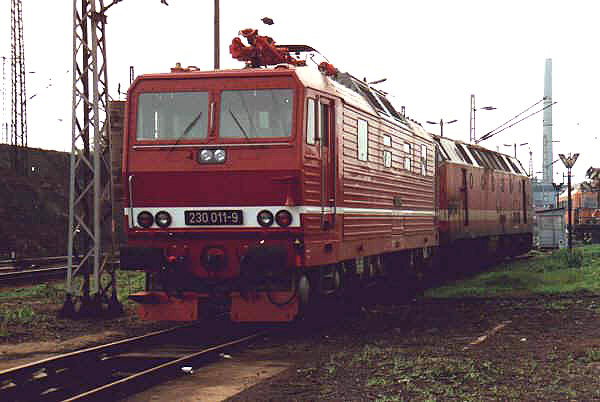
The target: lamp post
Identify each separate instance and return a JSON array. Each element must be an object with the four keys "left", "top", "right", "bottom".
[
  {"left": 469, "top": 94, "right": 496, "bottom": 143},
  {"left": 559, "top": 153, "right": 580, "bottom": 250},
  {"left": 503, "top": 142, "right": 528, "bottom": 158},
  {"left": 426, "top": 118, "right": 457, "bottom": 137}
]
